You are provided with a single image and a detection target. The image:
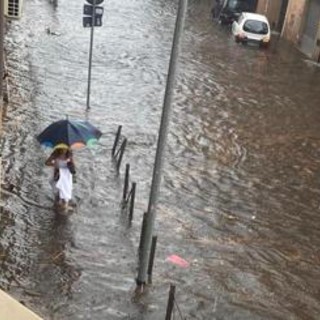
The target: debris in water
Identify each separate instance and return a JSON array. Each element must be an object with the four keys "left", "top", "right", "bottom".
[{"left": 166, "top": 255, "right": 189, "bottom": 268}]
